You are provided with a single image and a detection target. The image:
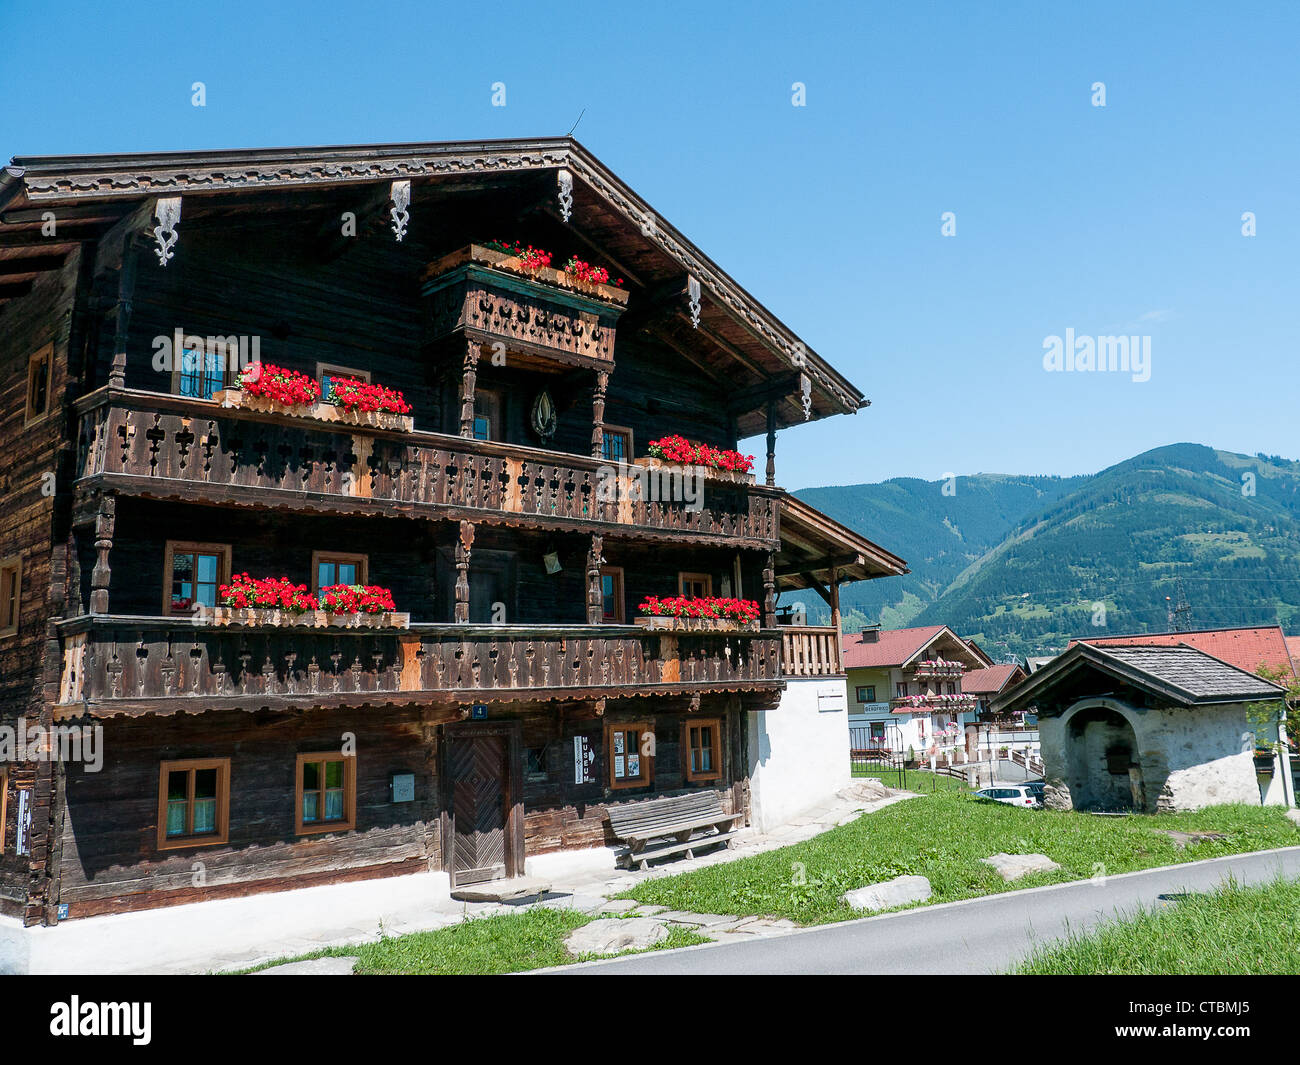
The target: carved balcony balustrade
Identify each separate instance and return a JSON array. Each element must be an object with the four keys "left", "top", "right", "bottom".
[
  {"left": 72, "top": 388, "right": 782, "bottom": 549},
  {"left": 52, "top": 617, "right": 785, "bottom": 718}
]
